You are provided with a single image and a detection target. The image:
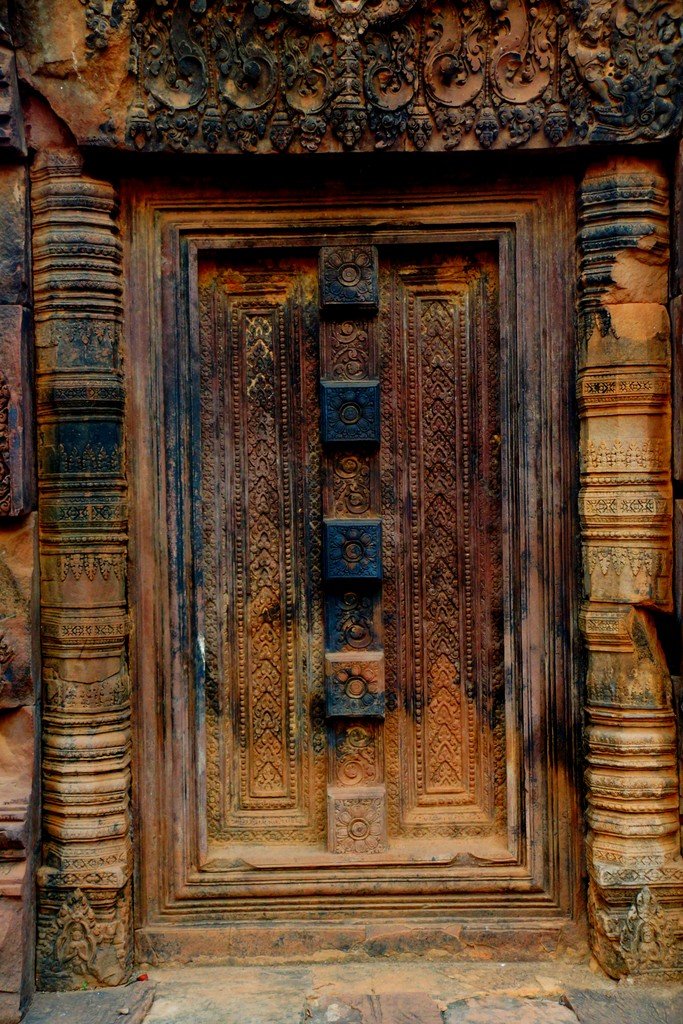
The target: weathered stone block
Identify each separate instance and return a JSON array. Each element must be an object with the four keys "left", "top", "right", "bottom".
[
  {"left": 444, "top": 996, "right": 577, "bottom": 1024},
  {"left": 0, "top": 517, "right": 36, "bottom": 708},
  {"left": 307, "top": 992, "right": 443, "bottom": 1024},
  {"left": 579, "top": 160, "right": 669, "bottom": 307},
  {"left": 325, "top": 652, "right": 384, "bottom": 718},
  {"left": 327, "top": 786, "right": 387, "bottom": 854},
  {"left": 565, "top": 985, "right": 683, "bottom": 1024},
  {"left": 0, "top": 306, "right": 33, "bottom": 516},
  {"left": 23, "top": 982, "right": 155, "bottom": 1024},
  {"left": 0, "top": 167, "right": 27, "bottom": 305},
  {"left": 0, "top": 706, "right": 36, "bottom": 858},
  {"left": 0, "top": 863, "right": 28, "bottom": 994},
  {"left": 0, "top": 41, "right": 25, "bottom": 159},
  {"left": 581, "top": 303, "right": 671, "bottom": 369}
]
